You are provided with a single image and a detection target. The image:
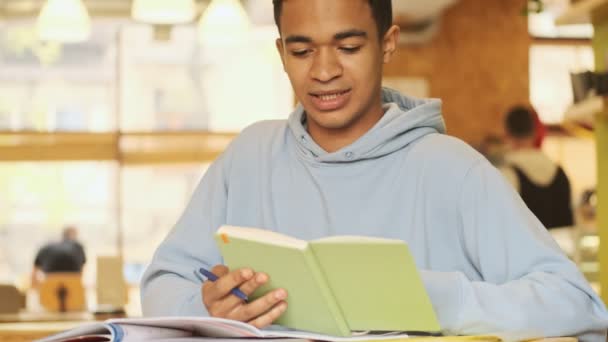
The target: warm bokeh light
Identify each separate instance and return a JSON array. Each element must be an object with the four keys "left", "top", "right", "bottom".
[
  {"left": 198, "top": 0, "right": 250, "bottom": 47},
  {"left": 131, "top": 0, "right": 197, "bottom": 25},
  {"left": 36, "top": 0, "right": 91, "bottom": 43}
]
